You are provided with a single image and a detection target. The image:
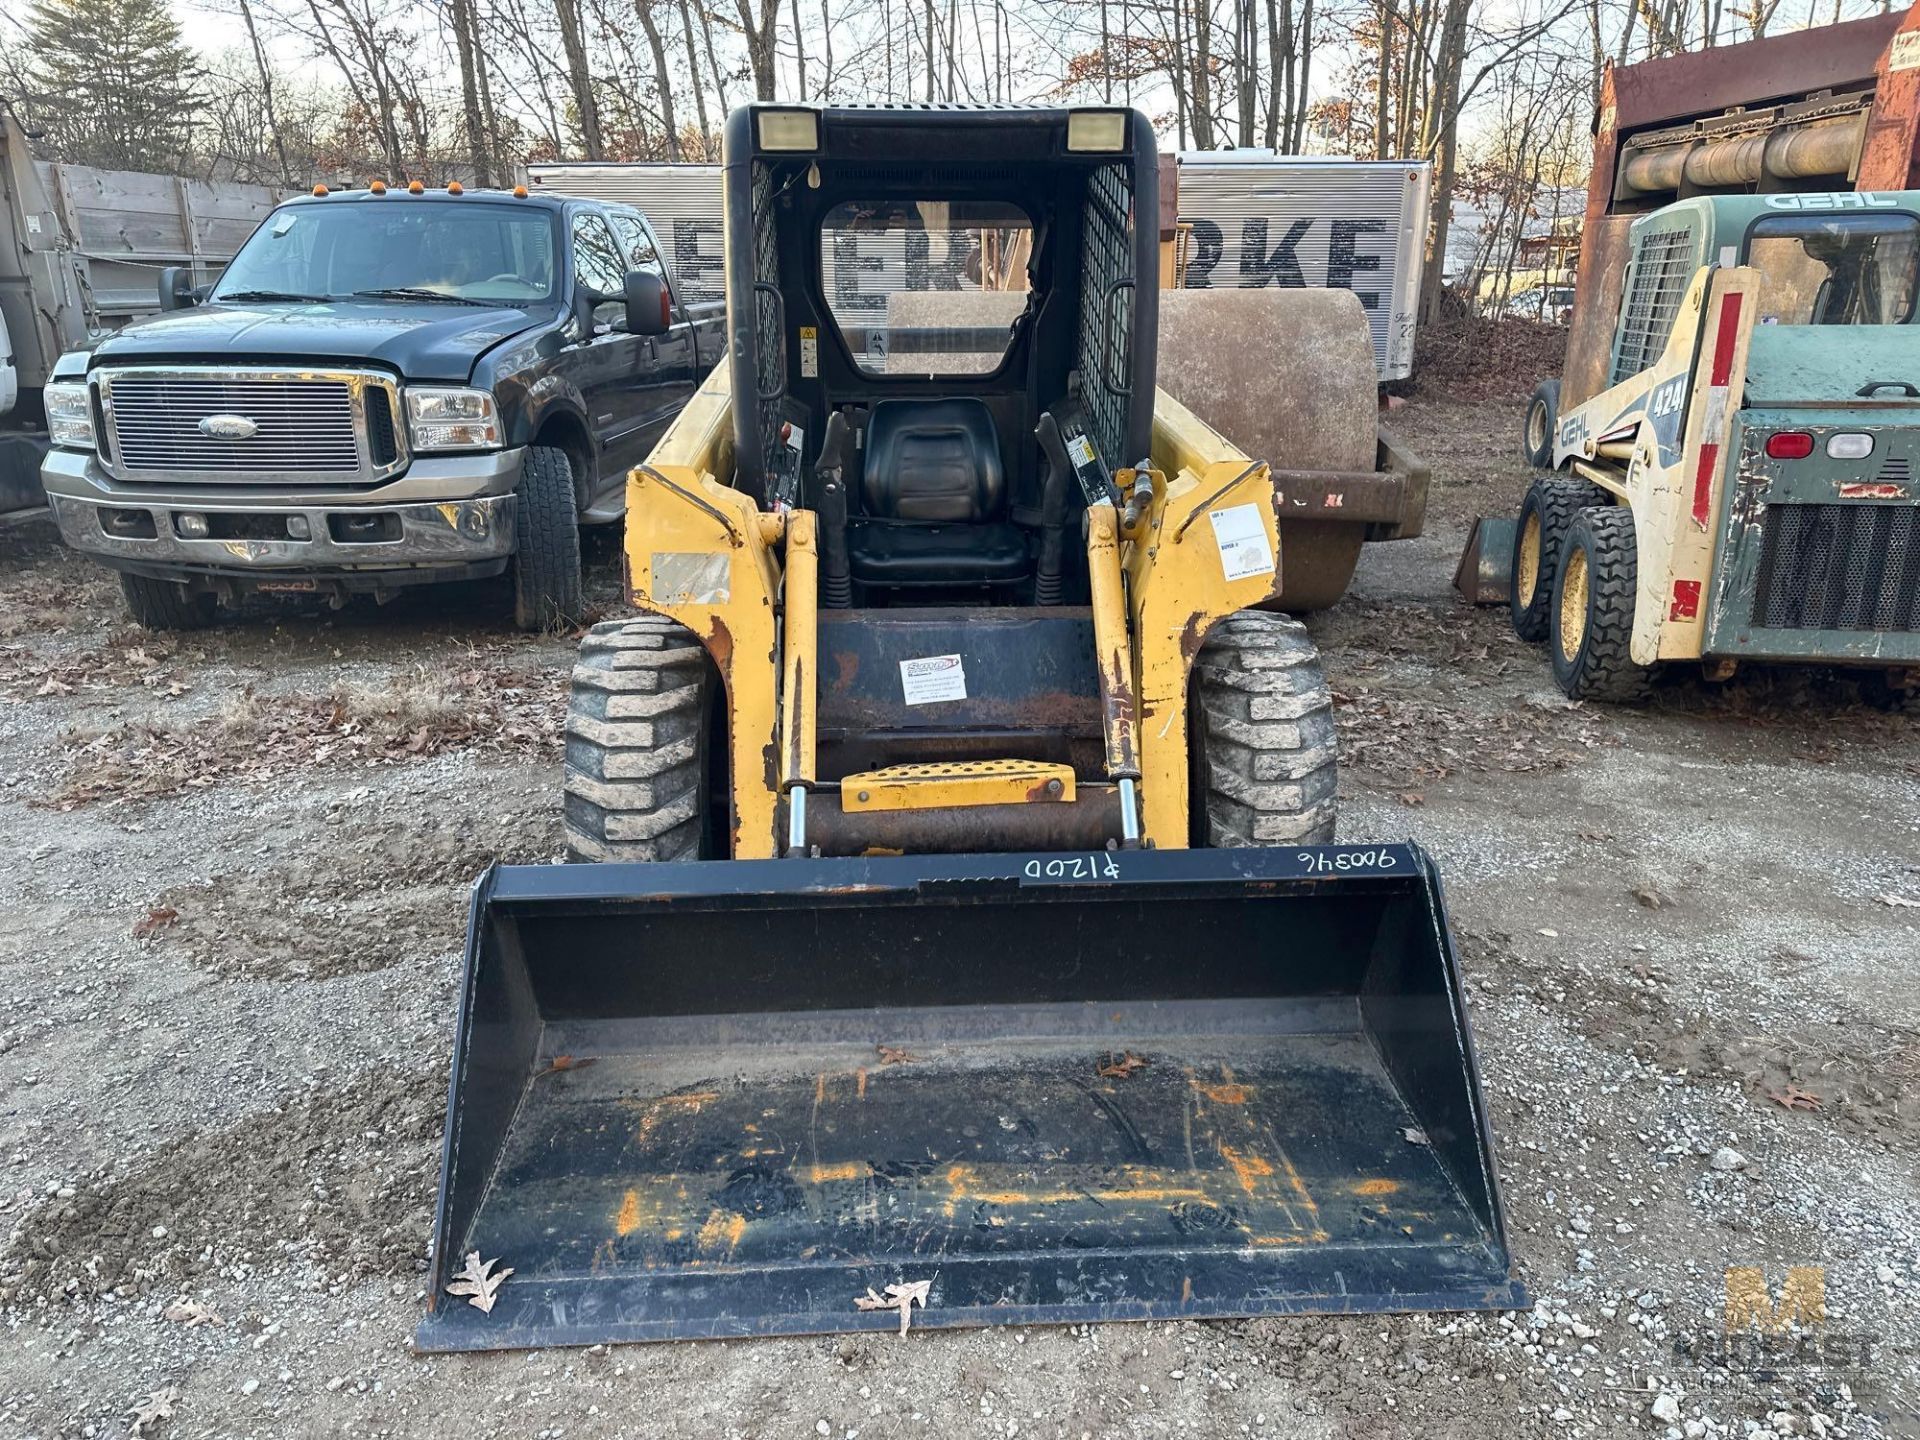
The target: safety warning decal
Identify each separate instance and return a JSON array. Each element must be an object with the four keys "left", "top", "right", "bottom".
[
  {"left": 799, "top": 325, "right": 819, "bottom": 378},
  {"left": 900, "top": 654, "right": 967, "bottom": 706},
  {"left": 1207, "top": 503, "right": 1274, "bottom": 583}
]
